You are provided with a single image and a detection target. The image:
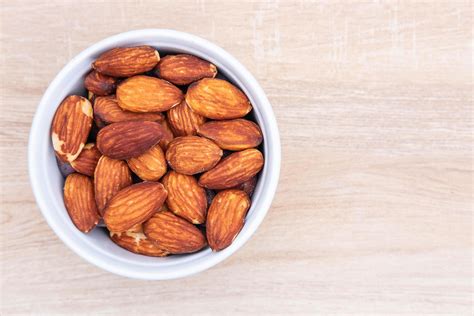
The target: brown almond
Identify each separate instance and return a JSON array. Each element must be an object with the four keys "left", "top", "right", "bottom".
[
  {"left": 186, "top": 78, "right": 252, "bottom": 120},
  {"left": 63, "top": 173, "right": 100, "bottom": 233},
  {"left": 96, "top": 121, "right": 163, "bottom": 160},
  {"left": 104, "top": 182, "right": 167, "bottom": 232},
  {"left": 94, "top": 155, "right": 132, "bottom": 215},
  {"left": 197, "top": 119, "right": 262, "bottom": 150},
  {"left": 143, "top": 211, "right": 206, "bottom": 254},
  {"left": 199, "top": 149, "right": 264, "bottom": 189},
  {"left": 167, "top": 100, "right": 206, "bottom": 136},
  {"left": 70, "top": 143, "right": 101, "bottom": 176},
  {"left": 92, "top": 46, "right": 160, "bottom": 77},
  {"left": 162, "top": 171, "right": 207, "bottom": 224},
  {"left": 230, "top": 176, "right": 257, "bottom": 196},
  {"left": 94, "top": 95, "right": 164, "bottom": 124},
  {"left": 158, "top": 119, "right": 175, "bottom": 150},
  {"left": 51, "top": 95, "right": 93, "bottom": 163},
  {"left": 127, "top": 144, "right": 167, "bottom": 181},
  {"left": 110, "top": 227, "right": 169, "bottom": 257},
  {"left": 206, "top": 189, "right": 250, "bottom": 251},
  {"left": 155, "top": 54, "right": 217, "bottom": 85},
  {"left": 84, "top": 70, "right": 117, "bottom": 96},
  {"left": 166, "top": 136, "right": 222, "bottom": 175},
  {"left": 117, "top": 75, "right": 183, "bottom": 113}
]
